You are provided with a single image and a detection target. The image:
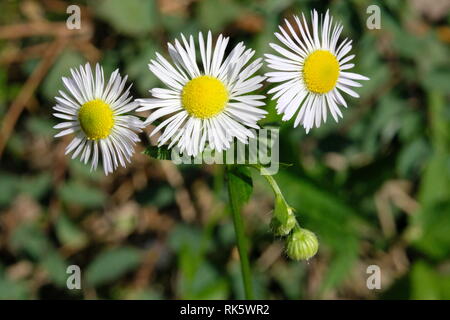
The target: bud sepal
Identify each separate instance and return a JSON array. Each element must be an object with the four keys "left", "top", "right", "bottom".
[{"left": 271, "top": 205, "right": 296, "bottom": 236}]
